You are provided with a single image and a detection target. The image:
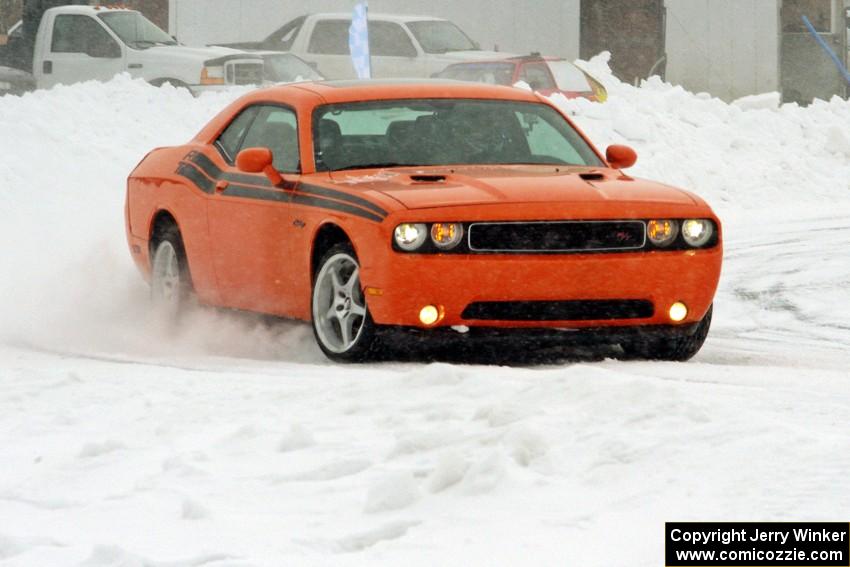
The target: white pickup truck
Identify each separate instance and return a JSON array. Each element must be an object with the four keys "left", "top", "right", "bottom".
[
  {"left": 4, "top": 4, "right": 268, "bottom": 93},
  {"left": 217, "top": 13, "right": 507, "bottom": 80}
]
